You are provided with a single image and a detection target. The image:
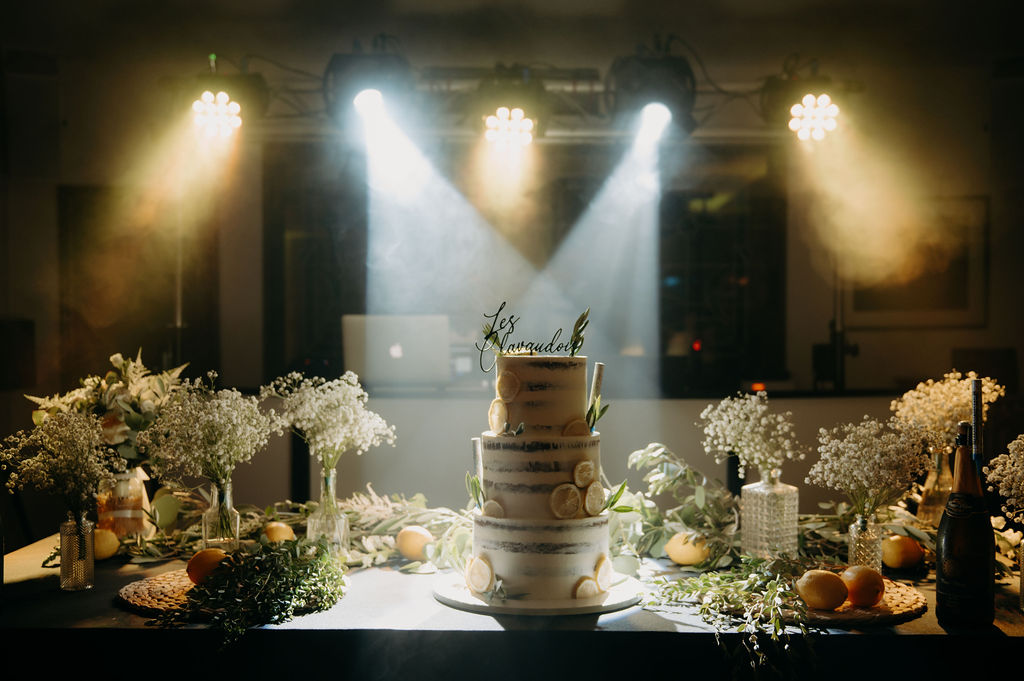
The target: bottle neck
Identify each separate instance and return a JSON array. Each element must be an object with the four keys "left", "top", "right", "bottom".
[{"left": 951, "top": 443, "right": 983, "bottom": 497}]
